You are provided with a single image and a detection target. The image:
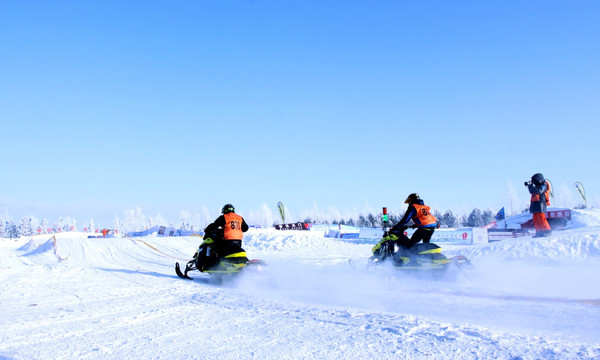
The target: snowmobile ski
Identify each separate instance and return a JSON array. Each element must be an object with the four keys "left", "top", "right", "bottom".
[
  {"left": 176, "top": 257, "right": 266, "bottom": 281},
  {"left": 175, "top": 262, "right": 193, "bottom": 280}
]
